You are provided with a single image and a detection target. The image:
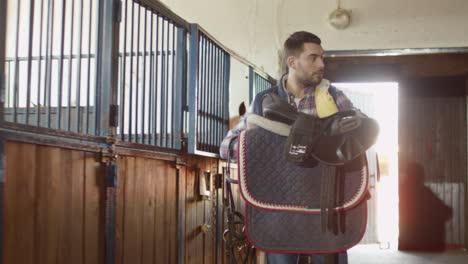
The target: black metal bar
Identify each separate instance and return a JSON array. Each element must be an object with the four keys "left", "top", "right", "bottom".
[
  {"left": 25, "top": 0, "right": 36, "bottom": 126},
  {"left": 85, "top": 0, "right": 93, "bottom": 134},
  {"left": 134, "top": 4, "right": 141, "bottom": 143},
  {"left": 75, "top": 0, "right": 84, "bottom": 133},
  {"left": 57, "top": 0, "right": 67, "bottom": 130},
  {"left": 218, "top": 50, "right": 223, "bottom": 147},
  {"left": 141, "top": 7, "right": 148, "bottom": 144},
  {"left": 164, "top": 19, "right": 170, "bottom": 148},
  {"left": 132, "top": 3, "right": 142, "bottom": 143},
  {"left": 36, "top": 0, "right": 46, "bottom": 127},
  {"left": 159, "top": 18, "right": 166, "bottom": 147},
  {"left": 217, "top": 47, "right": 222, "bottom": 150},
  {"left": 45, "top": 0, "right": 55, "bottom": 129},
  {"left": 147, "top": 10, "right": 153, "bottom": 145},
  {"left": 119, "top": 0, "right": 128, "bottom": 140},
  {"left": 67, "top": 0, "right": 75, "bottom": 131},
  {"left": 197, "top": 35, "right": 204, "bottom": 150},
  {"left": 152, "top": 14, "right": 160, "bottom": 145},
  {"left": 200, "top": 37, "right": 205, "bottom": 151},
  {"left": 12, "top": 0, "right": 21, "bottom": 123},
  {"left": 208, "top": 40, "right": 215, "bottom": 151},
  {"left": 128, "top": 0, "right": 134, "bottom": 140},
  {"left": 171, "top": 22, "right": 176, "bottom": 148},
  {"left": 213, "top": 45, "right": 218, "bottom": 149}
]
